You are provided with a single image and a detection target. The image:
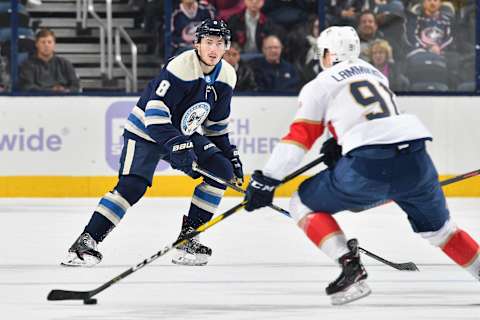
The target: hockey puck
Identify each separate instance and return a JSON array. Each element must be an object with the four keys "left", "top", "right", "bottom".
[{"left": 83, "top": 298, "right": 97, "bottom": 305}]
